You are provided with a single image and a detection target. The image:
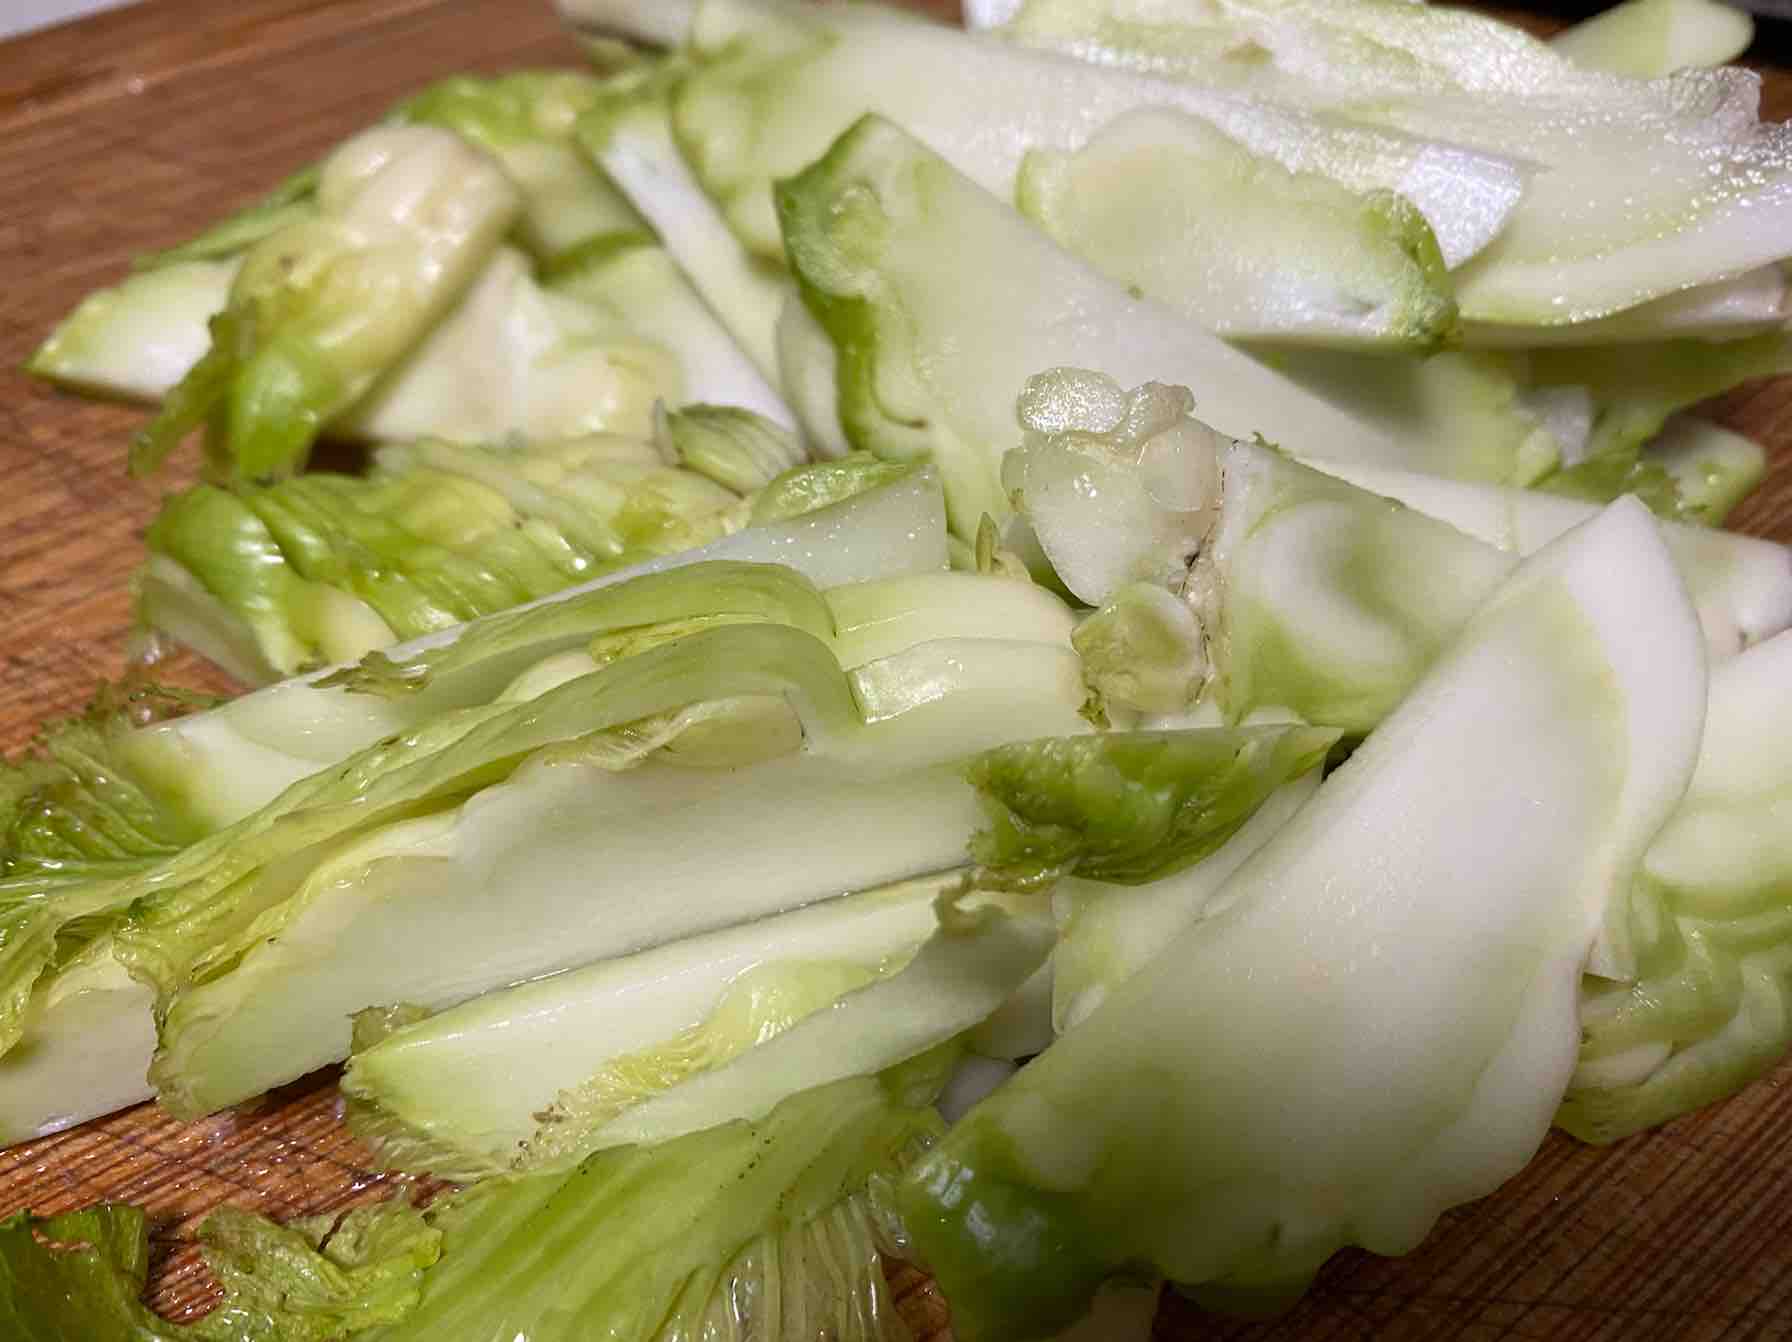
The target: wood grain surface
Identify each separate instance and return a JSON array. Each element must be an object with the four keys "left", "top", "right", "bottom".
[{"left": 2, "top": 2, "right": 1792, "bottom": 1338}]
